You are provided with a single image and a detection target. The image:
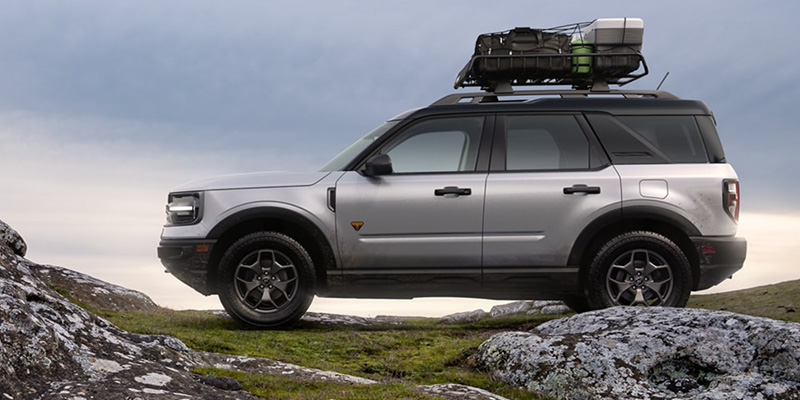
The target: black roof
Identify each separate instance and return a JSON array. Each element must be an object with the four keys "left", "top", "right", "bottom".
[{"left": 418, "top": 89, "right": 712, "bottom": 117}]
